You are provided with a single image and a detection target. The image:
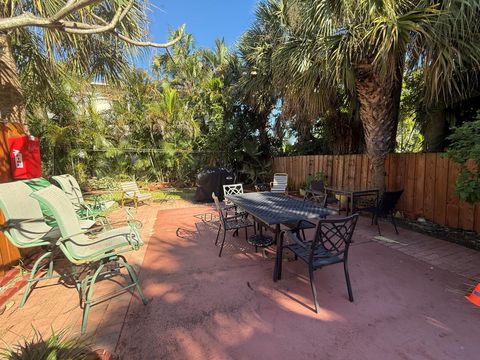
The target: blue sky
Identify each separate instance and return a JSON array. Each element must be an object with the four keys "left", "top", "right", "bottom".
[{"left": 137, "top": 1, "right": 259, "bottom": 69}]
